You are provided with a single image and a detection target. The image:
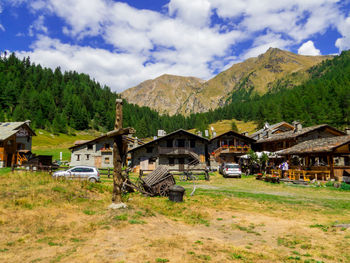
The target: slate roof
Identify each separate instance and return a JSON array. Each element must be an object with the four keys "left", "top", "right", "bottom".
[
  {"left": 210, "top": 130, "right": 255, "bottom": 143},
  {"left": 0, "top": 122, "right": 36, "bottom": 141},
  {"left": 279, "top": 135, "right": 350, "bottom": 155},
  {"left": 256, "top": 124, "right": 345, "bottom": 143},
  {"left": 250, "top": 121, "right": 294, "bottom": 139}
]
